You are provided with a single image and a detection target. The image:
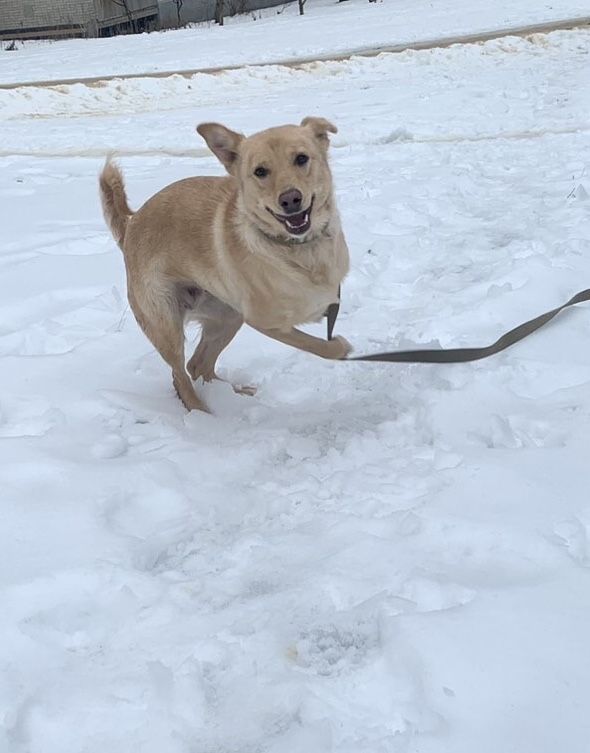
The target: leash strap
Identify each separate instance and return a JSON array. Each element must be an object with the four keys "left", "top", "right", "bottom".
[
  {"left": 326, "top": 286, "right": 341, "bottom": 341},
  {"left": 328, "top": 288, "right": 590, "bottom": 363}
]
